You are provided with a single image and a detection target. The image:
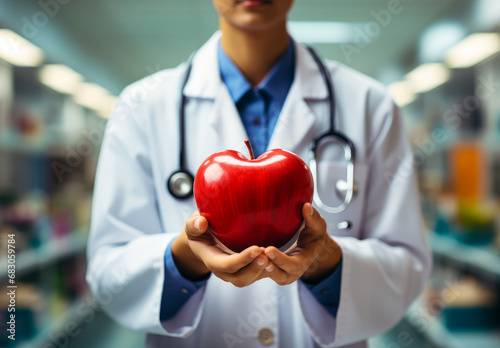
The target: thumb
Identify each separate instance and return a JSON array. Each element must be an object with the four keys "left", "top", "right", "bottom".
[
  {"left": 302, "top": 203, "right": 326, "bottom": 234},
  {"left": 185, "top": 212, "right": 209, "bottom": 238}
]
